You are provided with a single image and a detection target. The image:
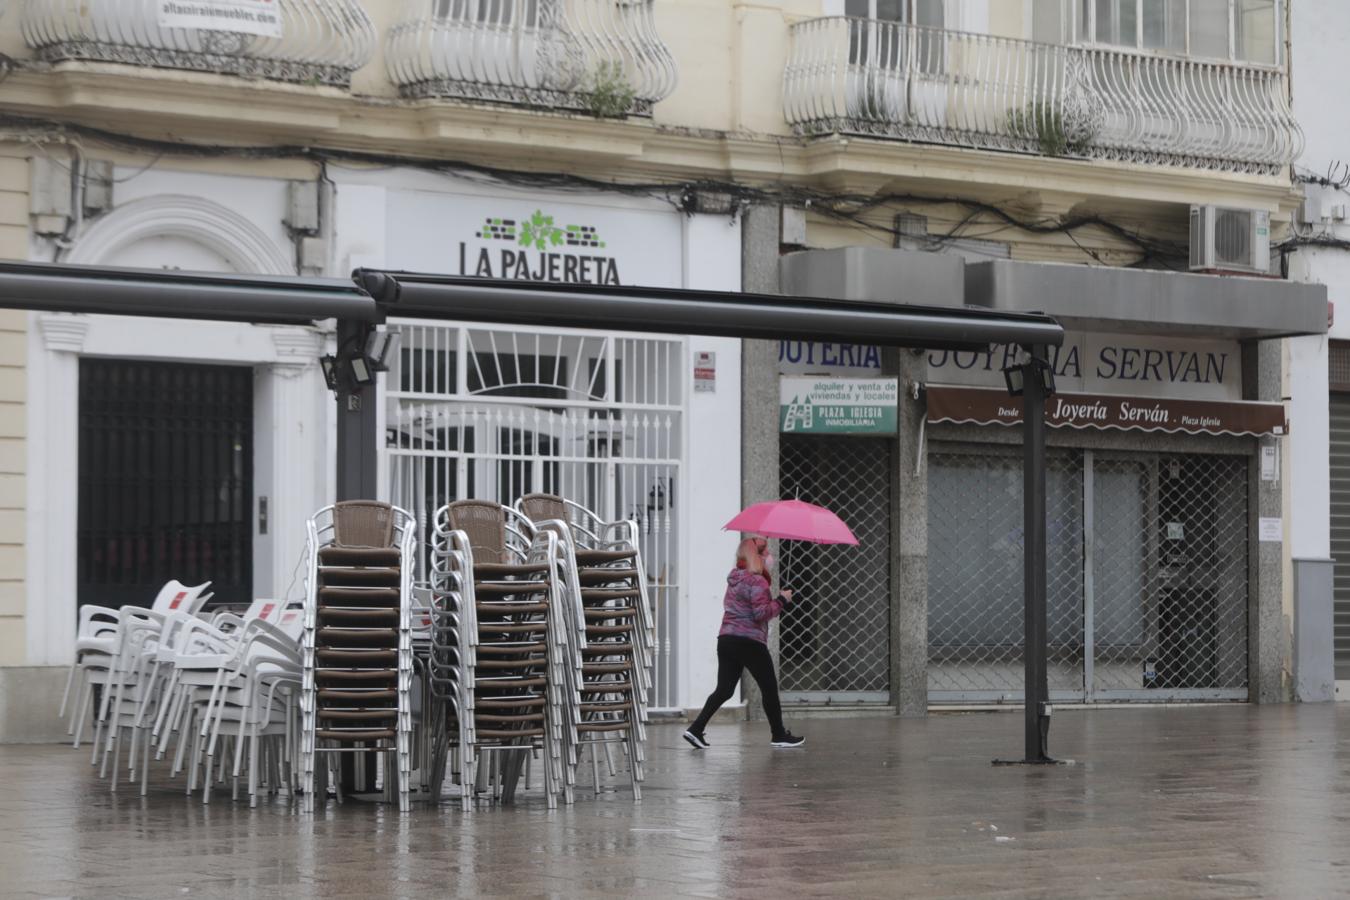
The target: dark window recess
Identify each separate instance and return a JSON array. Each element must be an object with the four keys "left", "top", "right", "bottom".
[
  {"left": 77, "top": 360, "right": 254, "bottom": 611},
  {"left": 398, "top": 346, "right": 455, "bottom": 395},
  {"left": 469, "top": 352, "right": 567, "bottom": 400},
  {"left": 587, "top": 358, "right": 623, "bottom": 419}
]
